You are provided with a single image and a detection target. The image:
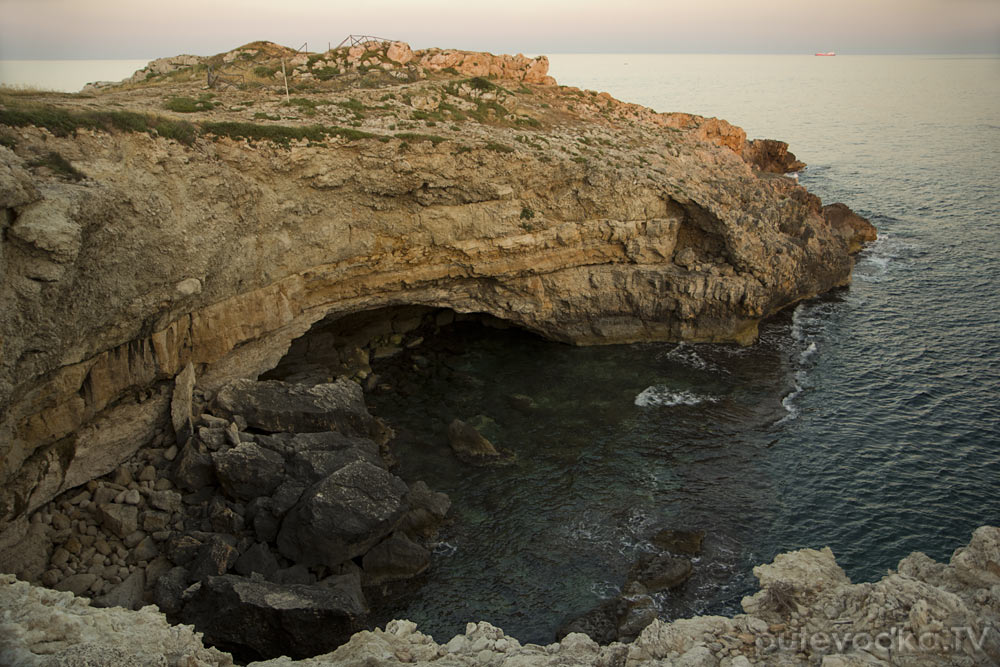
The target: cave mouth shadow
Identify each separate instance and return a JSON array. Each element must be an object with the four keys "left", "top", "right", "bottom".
[{"left": 261, "top": 304, "right": 548, "bottom": 390}]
